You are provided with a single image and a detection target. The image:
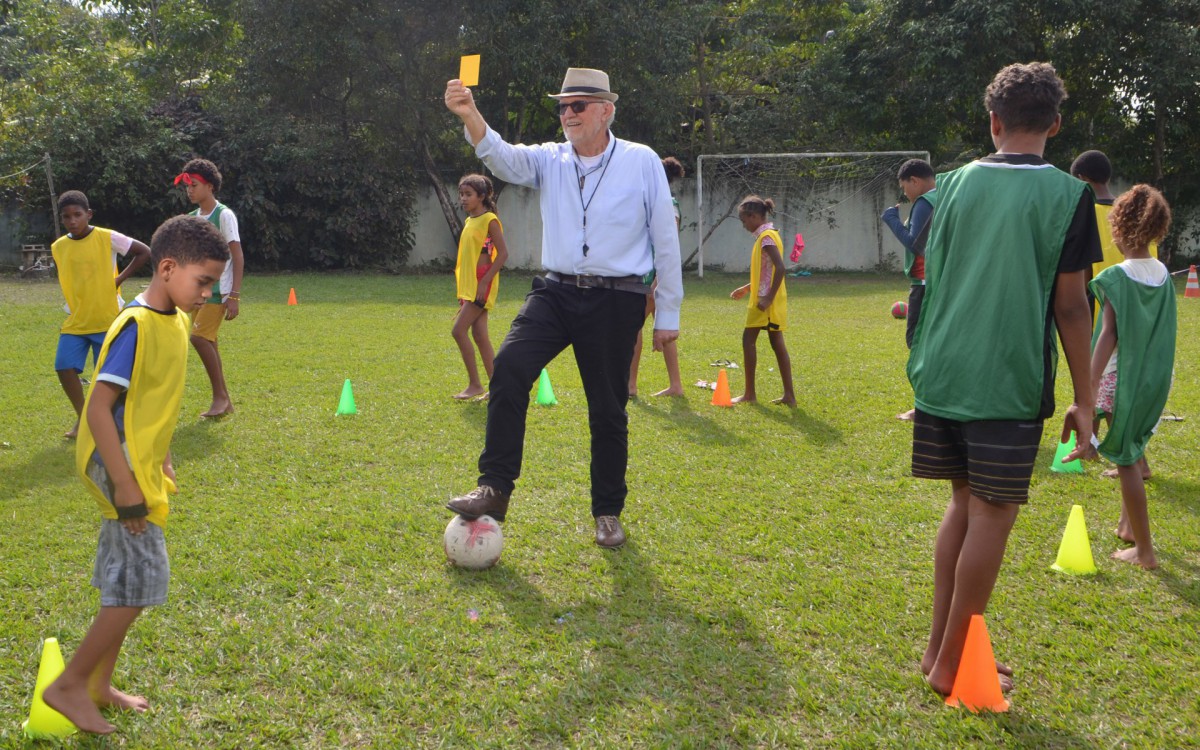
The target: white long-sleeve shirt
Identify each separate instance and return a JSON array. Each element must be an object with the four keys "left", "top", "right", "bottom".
[{"left": 472, "top": 126, "right": 683, "bottom": 330}]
